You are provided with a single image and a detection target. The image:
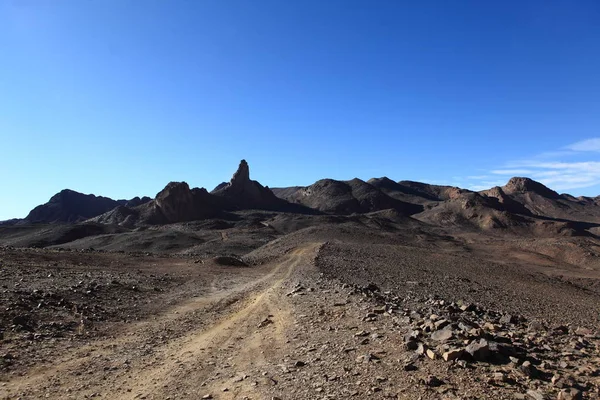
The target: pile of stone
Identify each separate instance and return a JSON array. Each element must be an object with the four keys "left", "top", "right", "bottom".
[{"left": 351, "top": 283, "right": 599, "bottom": 399}]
